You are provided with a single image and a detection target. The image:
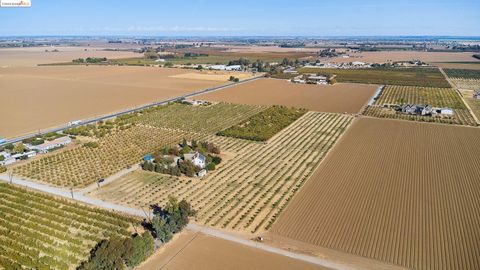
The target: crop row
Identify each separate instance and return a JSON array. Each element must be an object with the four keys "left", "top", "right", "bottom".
[
  {"left": 364, "top": 85, "right": 477, "bottom": 126},
  {"left": 12, "top": 126, "right": 192, "bottom": 187},
  {"left": 0, "top": 183, "right": 135, "bottom": 270},
  {"left": 373, "top": 85, "right": 466, "bottom": 109},
  {"left": 129, "top": 102, "right": 266, "bottom": 134},
  {"left": 89, "top": 112, "right": 353, "bottom": 233}
]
